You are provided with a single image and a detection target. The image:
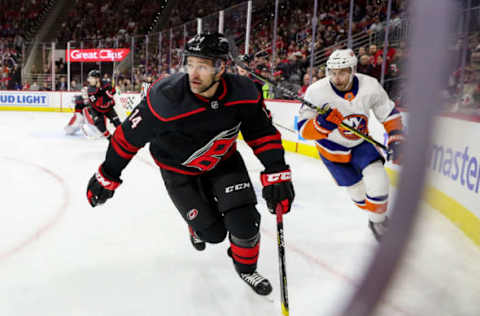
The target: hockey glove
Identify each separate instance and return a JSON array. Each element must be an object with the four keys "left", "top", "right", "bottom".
[
  {"left": 386, "top": 130, "right": 405, "bottom": 164},
  {"left": 314, "top": 107, "right": 344, "bottom": 133},
  {"left": 260, "top": 166, "right": 295, "bottom": 215},
  {"left": 87, "top": 165, "right": 122, "bottom": 207}
]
